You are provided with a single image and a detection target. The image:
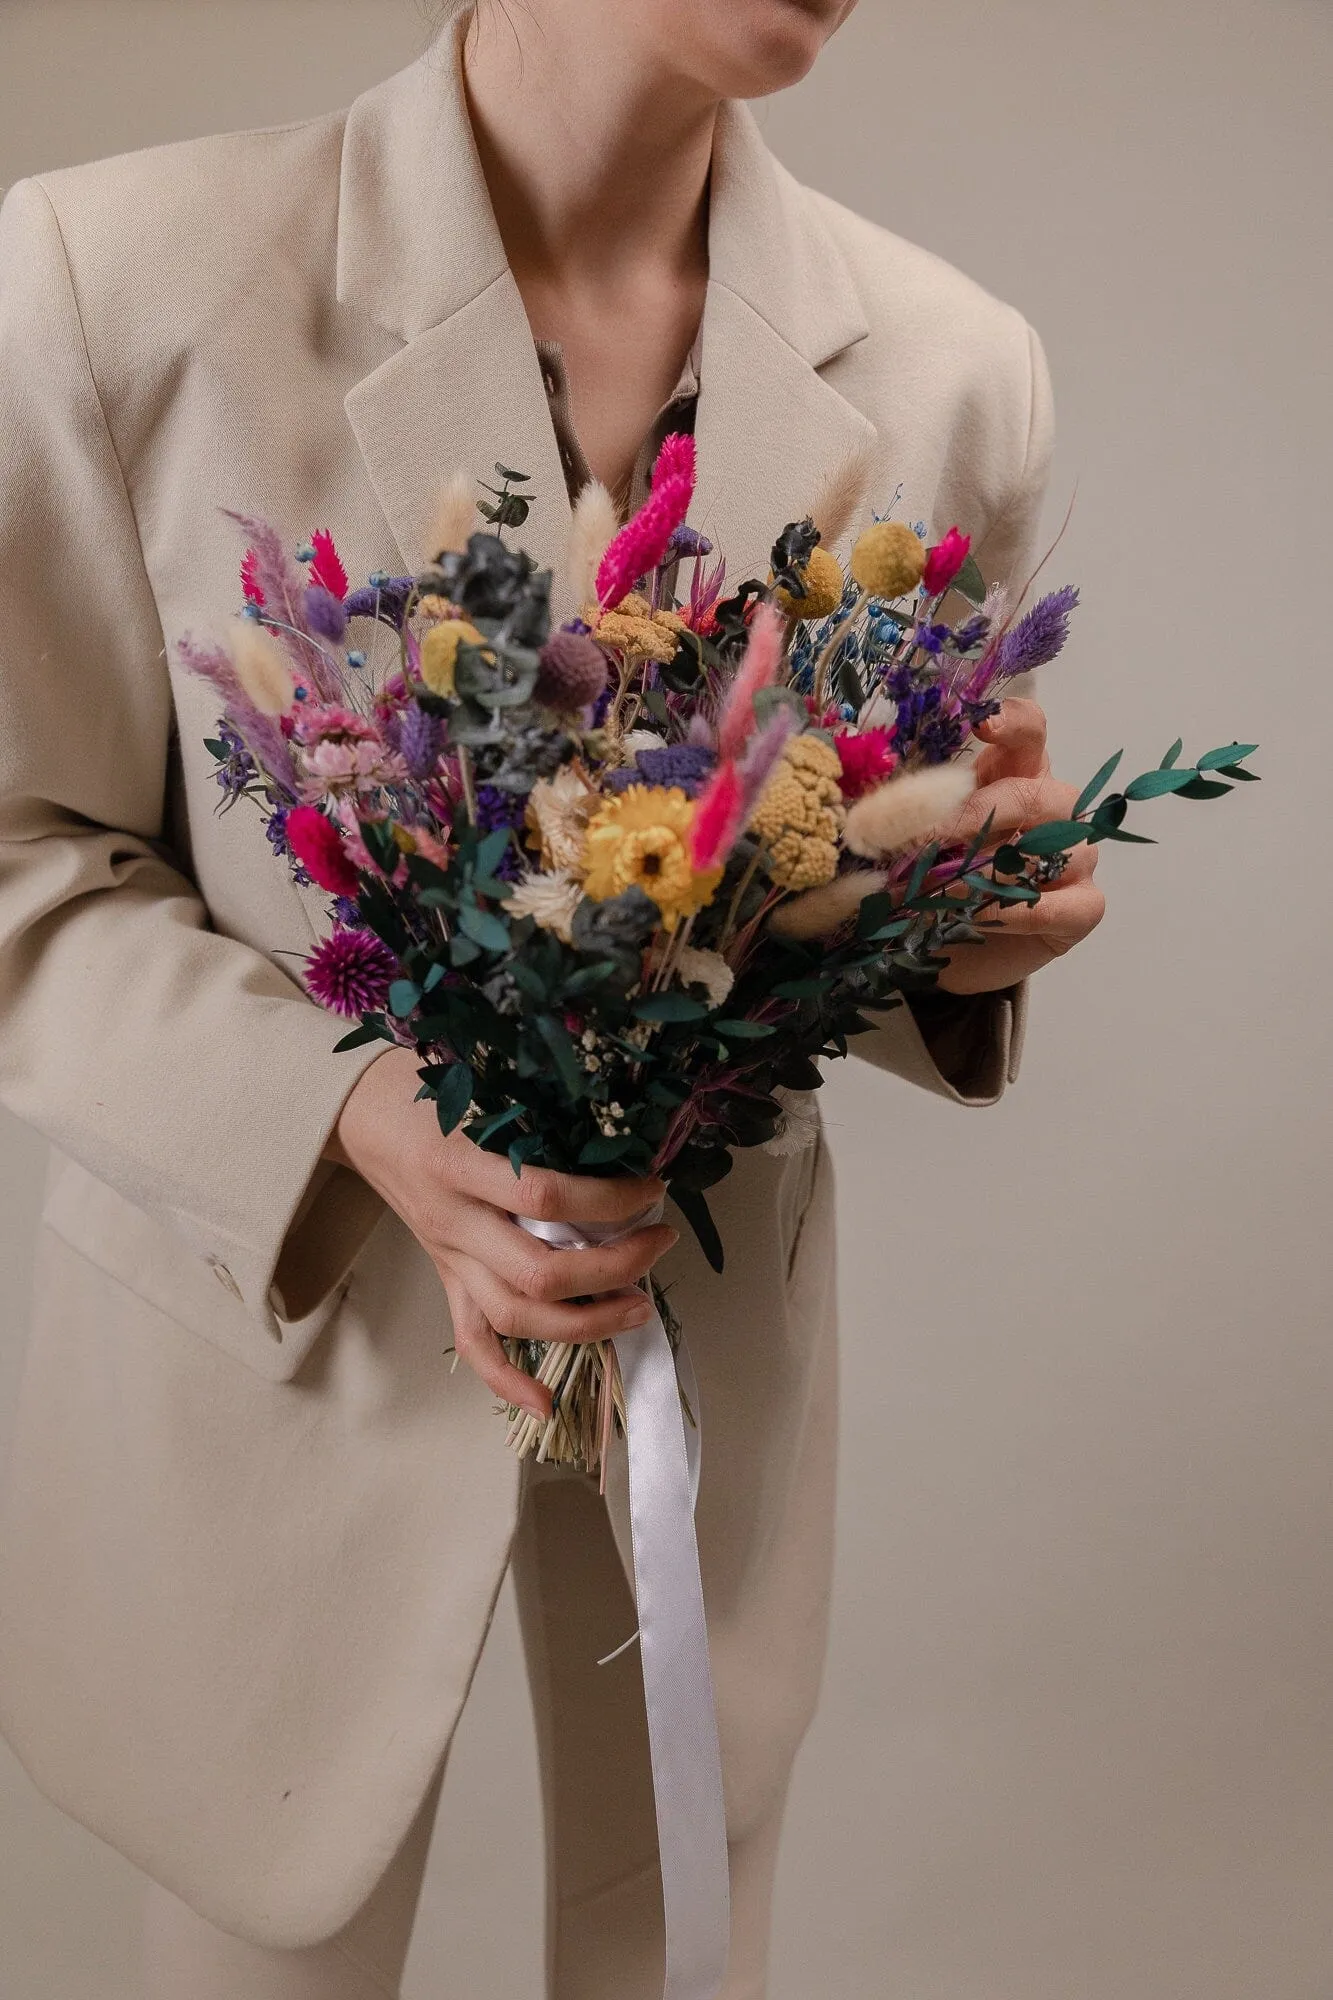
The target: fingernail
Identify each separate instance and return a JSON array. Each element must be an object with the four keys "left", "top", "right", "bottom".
[{"left": 621, "top": 1300, "right": 652, "bottom": 1329}]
